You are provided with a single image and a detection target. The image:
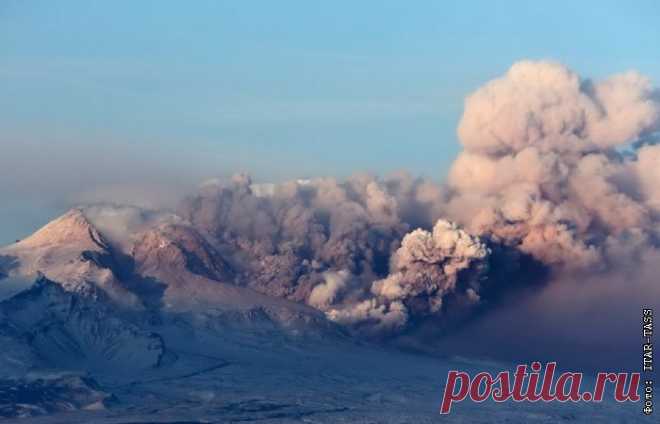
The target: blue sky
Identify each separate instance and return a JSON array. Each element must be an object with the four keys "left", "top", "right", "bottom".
[{"left": 2, "top": 0, "right": 660, "bottom": 243}]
